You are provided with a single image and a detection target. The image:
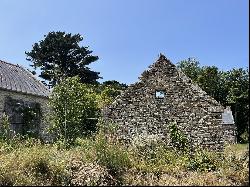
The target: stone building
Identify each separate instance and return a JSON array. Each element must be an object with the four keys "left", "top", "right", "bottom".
[
  {"left": 103, "top": 54, "right": 236, "bottom": 151},
  {"left": 0, "top": 60, "right": 50, "bottom": 138}
]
